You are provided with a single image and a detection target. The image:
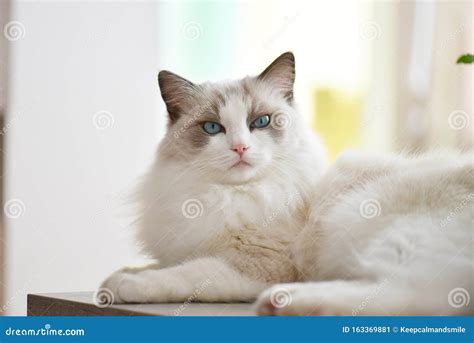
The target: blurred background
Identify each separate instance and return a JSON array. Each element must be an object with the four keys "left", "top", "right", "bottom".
[{"left": 0, "top": 0, "right": 472, "bottom": 315}]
